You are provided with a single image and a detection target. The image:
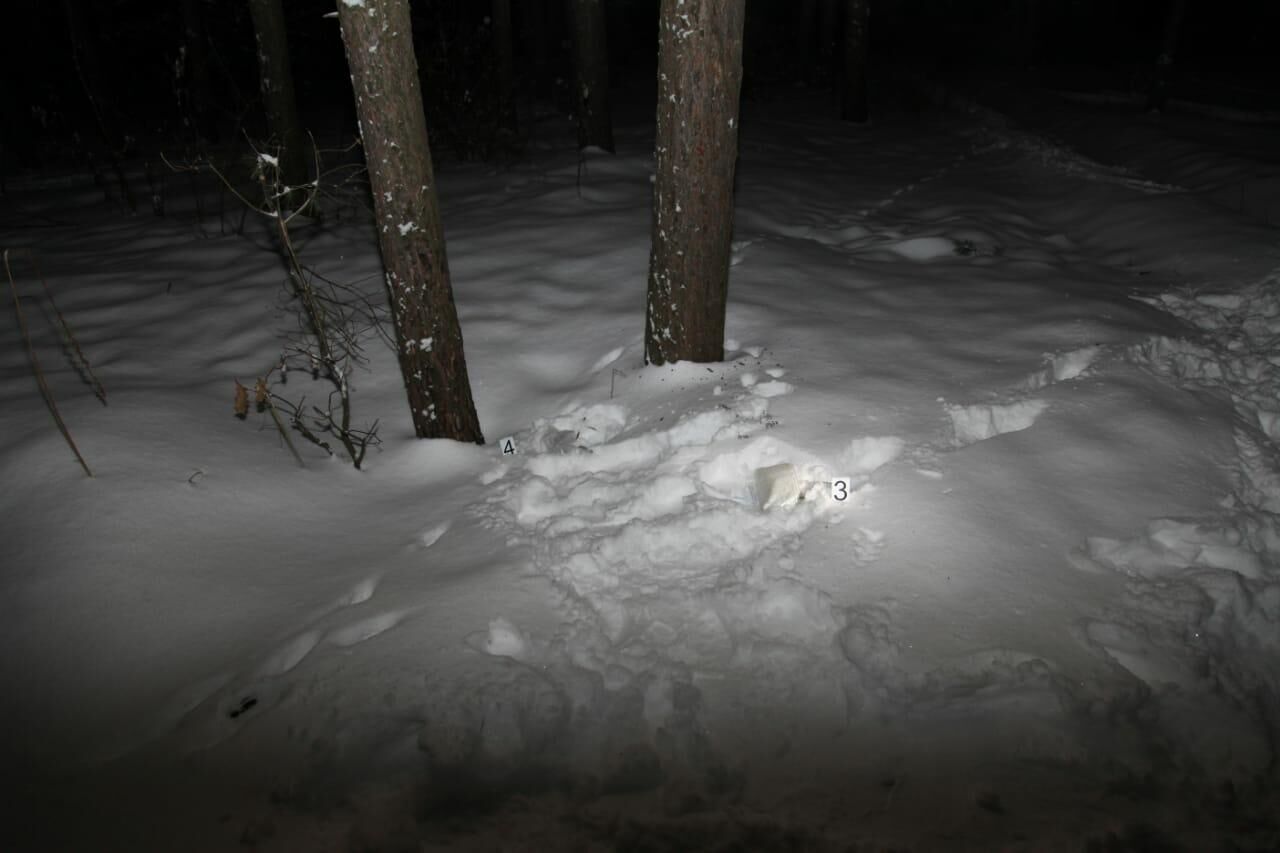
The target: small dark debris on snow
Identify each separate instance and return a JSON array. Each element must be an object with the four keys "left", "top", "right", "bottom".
[
  {"left": 228, "top": 695, "right": 258, "bottom": 719},
  {"left": 975, "top": 790, "right": 1004, "bottom": 814},
  {"left": 1084, "top": 822, "right": 1185, "bottom": 853}
]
